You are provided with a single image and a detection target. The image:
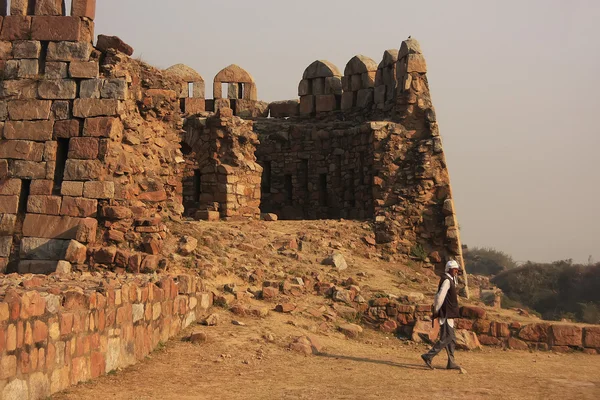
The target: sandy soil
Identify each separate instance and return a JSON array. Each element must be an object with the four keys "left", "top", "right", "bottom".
[{"left": 53, "top": 311, "right": 600, "bottom": 400}]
